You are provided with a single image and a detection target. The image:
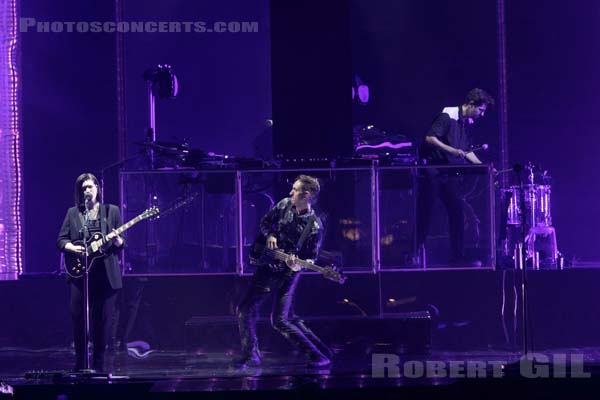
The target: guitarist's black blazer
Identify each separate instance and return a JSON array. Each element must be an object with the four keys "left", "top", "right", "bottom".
[{"left": 56, "top": 204, "right": 124, "bottom": 290}]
